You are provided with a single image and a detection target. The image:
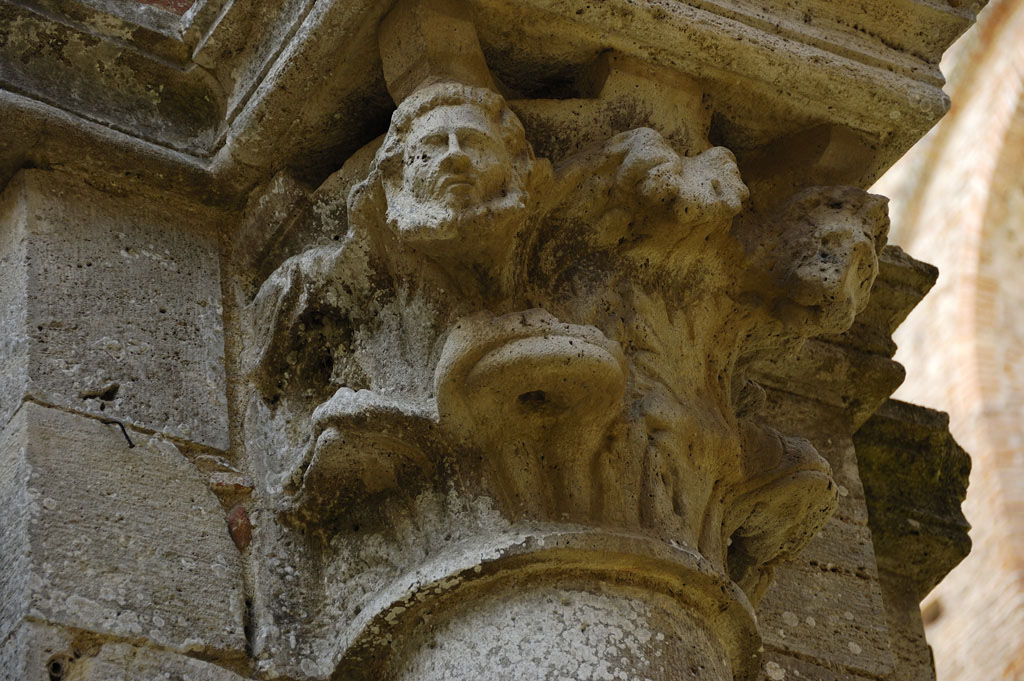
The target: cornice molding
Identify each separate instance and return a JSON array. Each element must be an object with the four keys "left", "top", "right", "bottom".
[{"left": 1, "top": 0, "right": 986, "bottom": 202}]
